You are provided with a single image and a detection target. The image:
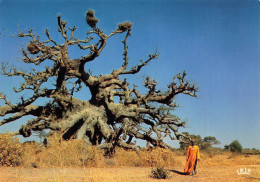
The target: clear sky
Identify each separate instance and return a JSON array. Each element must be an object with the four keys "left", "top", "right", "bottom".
[{"left": 0, "top": 0, "right": 259, "bottom": 149}]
